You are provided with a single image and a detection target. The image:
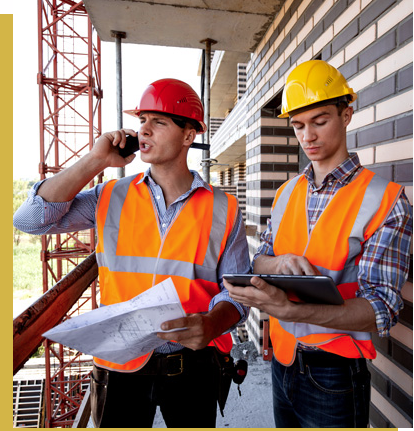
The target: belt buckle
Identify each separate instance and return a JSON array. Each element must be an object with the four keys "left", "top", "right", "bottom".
[{"left": 166, "top": 353, "right": 184, "bottom": 376}]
